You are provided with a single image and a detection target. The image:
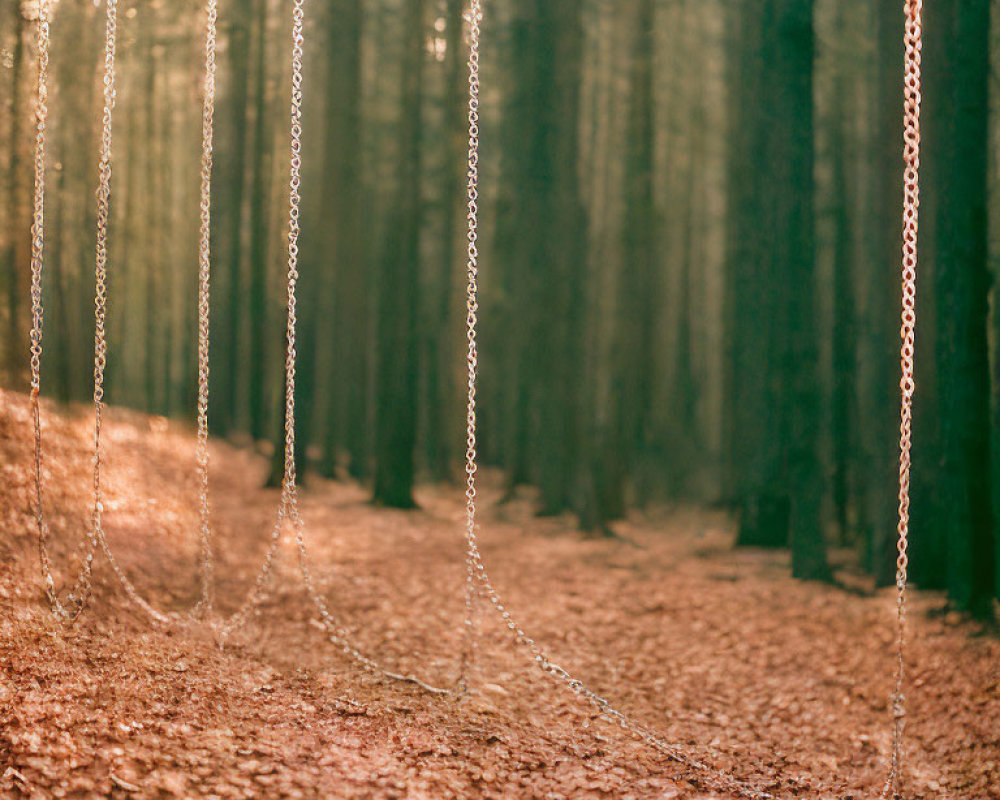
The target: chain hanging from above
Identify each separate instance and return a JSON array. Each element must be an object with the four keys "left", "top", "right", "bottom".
[
  {"left": 455, "top": 2, "right": 765, "bottom": 797},
  {"left": 882, "top": 1, "right": 922, "bottom": 798},
  {"left": 27, "top": 0, "right": 924, "bottom": 794},
  {"left": 29, "top": 0, "right": 223, "bottom": 628},
  {"left": 27, "top": 0, "right": 449, "bottom": 695}
]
